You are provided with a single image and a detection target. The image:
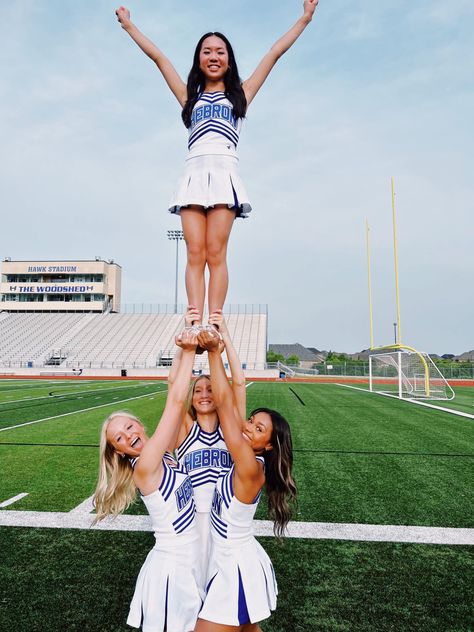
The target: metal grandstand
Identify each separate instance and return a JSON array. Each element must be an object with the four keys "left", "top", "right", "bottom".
[{"left": 0, "top": 305, "right": 268, "bottom": 373}]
